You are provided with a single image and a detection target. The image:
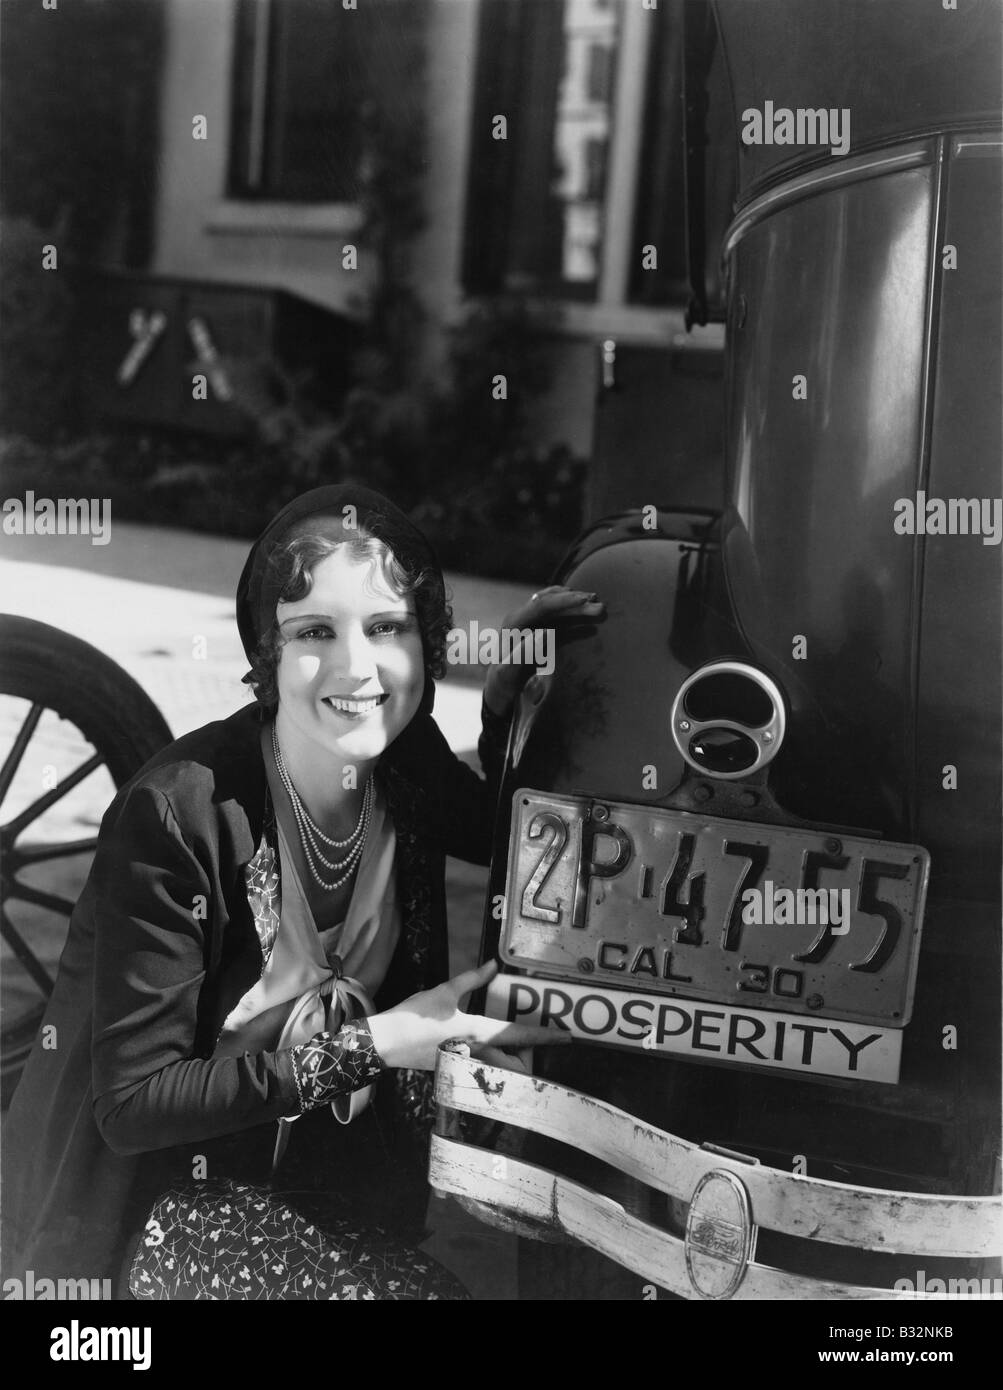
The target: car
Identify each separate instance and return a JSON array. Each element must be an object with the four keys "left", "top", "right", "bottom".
[{"left": 429, "top": 0, "right": 1003, "bottom": 1300}]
